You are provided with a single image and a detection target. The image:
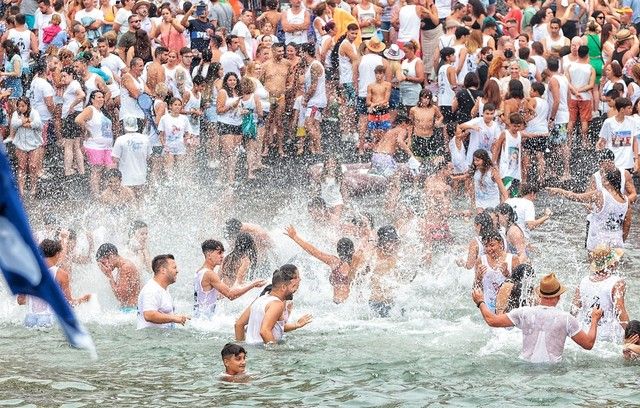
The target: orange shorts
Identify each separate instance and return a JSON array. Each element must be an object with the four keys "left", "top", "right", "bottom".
[{"left": 569, "top": 98, "right": 592, "bottom": 123}]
